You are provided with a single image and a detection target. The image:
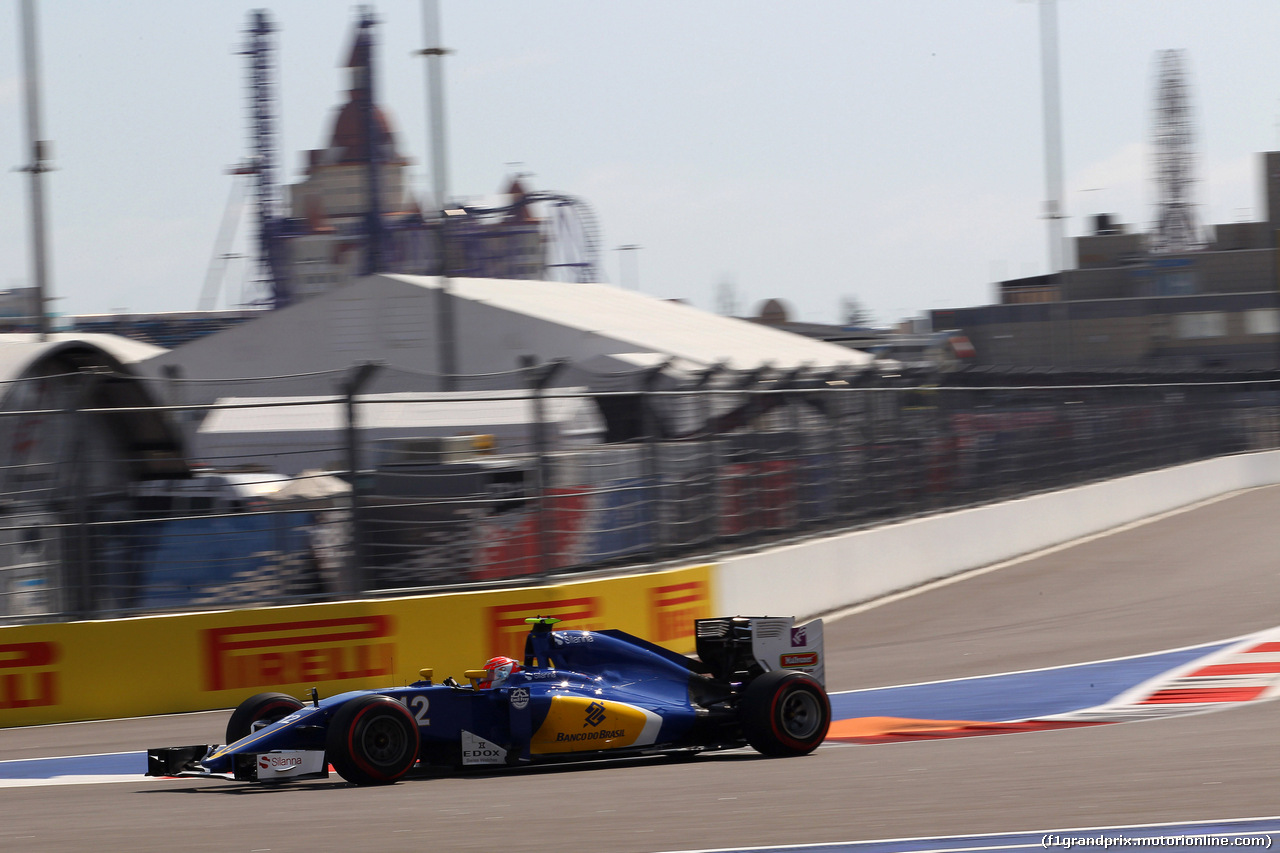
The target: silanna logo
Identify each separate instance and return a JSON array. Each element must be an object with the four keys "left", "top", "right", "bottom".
[
  {"left": 791, "top": 626, "right": 808, "bottom": 647},
  {"left": 584, "top": 700, "right": 607, "bottom": 728},
  {"left": 0, "top": 641, "right": 59, "bottom": 710},
  {"left": 487, "top": 598, "right": 601, "bottom": 659},
  {"left": 203, "top": 615, "right": 395, "bottom": 692},
  {"left": 649, "top": 580, "right": 710, "bottom": 643},
  {"left": 258, "top": 754, "right": 303, "bottom": 771}
]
